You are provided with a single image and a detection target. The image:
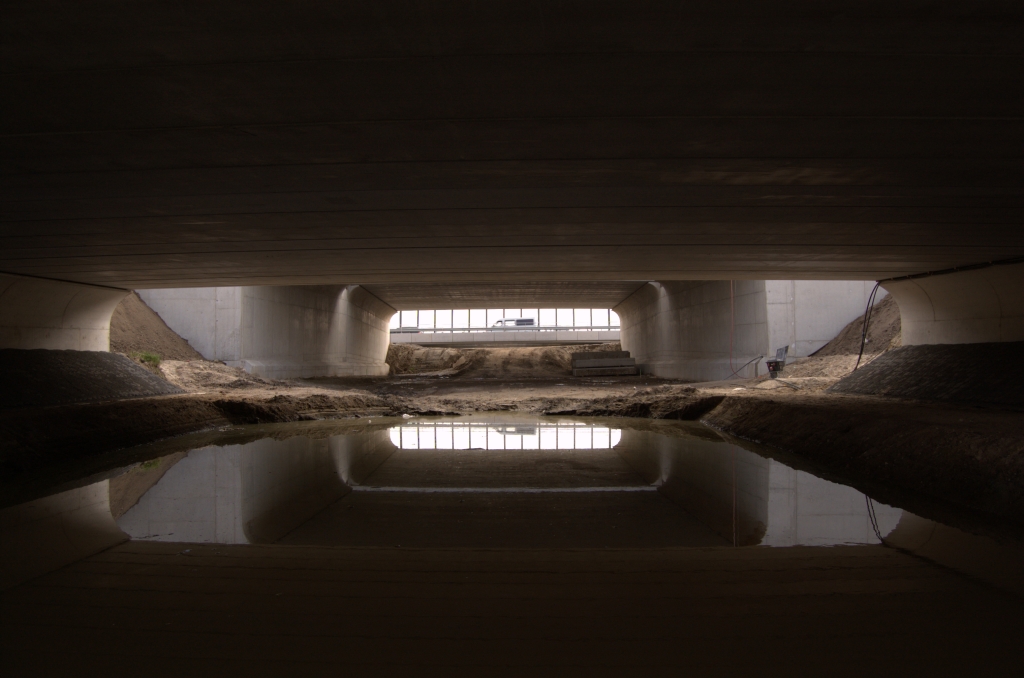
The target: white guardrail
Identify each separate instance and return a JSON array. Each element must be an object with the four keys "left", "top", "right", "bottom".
[
  {"left": 390, "top": 326, "right": 621, "bottom": 344},
  {"left": 391, "top": 326, "right": 619, "bottom": 334}
]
